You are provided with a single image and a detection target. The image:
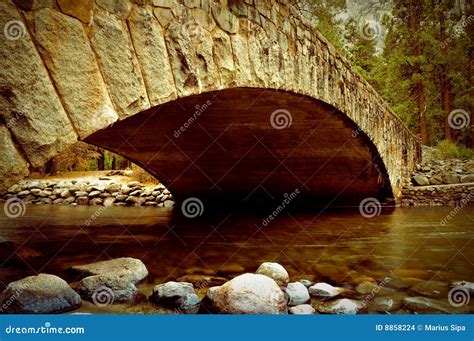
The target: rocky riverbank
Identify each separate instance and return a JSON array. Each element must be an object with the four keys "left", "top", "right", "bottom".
[
  {"left": 0, "top": 258, "right": 472, "bottom": 315},
  {"left": 401, "top": 149, "right": 474, "bottom": 207},
  {"left": 1, "top": 178, "right": 174, "bottom": 207}
]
